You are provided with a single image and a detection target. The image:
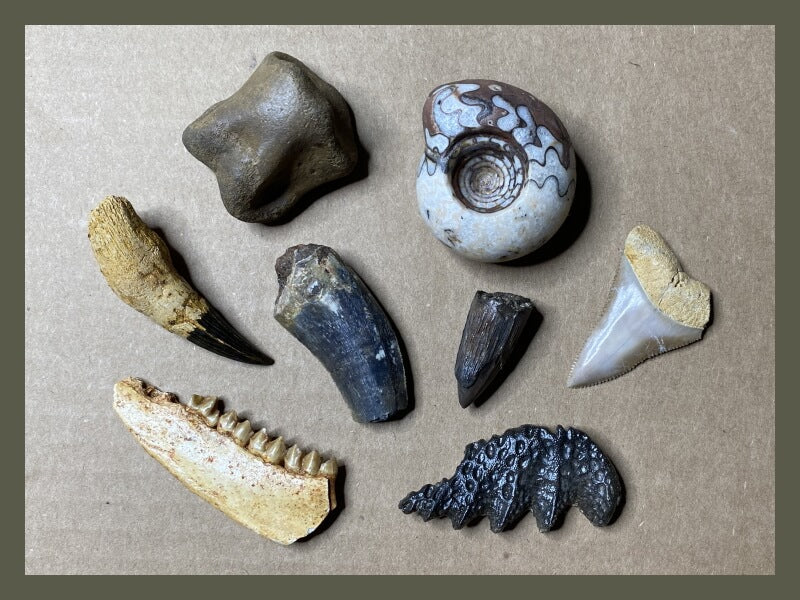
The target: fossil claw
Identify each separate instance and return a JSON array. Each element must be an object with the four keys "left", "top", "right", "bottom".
[
  {"left": 88, "top": 196, "right": 272, "bottom": 365},
  {"left": 273, "top": 244, "right": 409, "bottom": 423},
  {"left": 113, "top": 377, "right": 338, "bottom": 545},
  {"left": 568, "top": 225, "right": 711, "bottom": 387}
]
